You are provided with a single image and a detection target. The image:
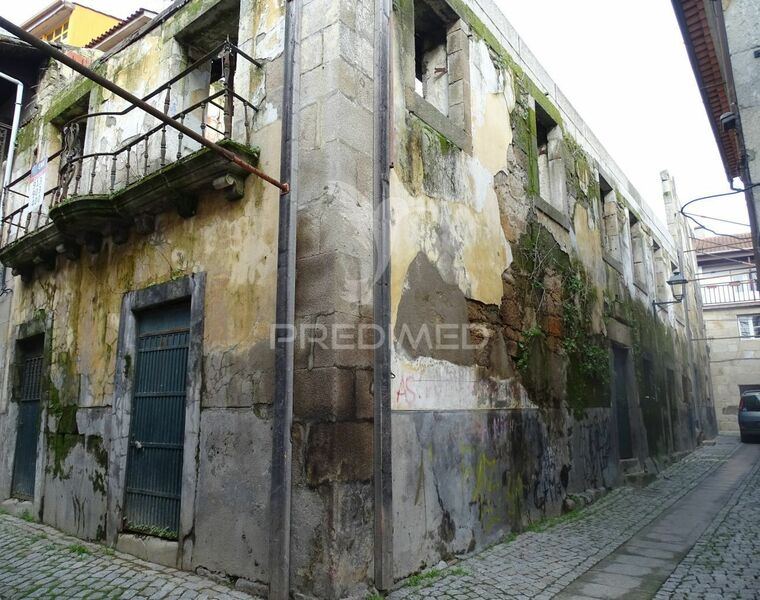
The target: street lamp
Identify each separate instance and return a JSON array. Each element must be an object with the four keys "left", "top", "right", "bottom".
[{"left": 653, "top": 270, "right": 689, "bottom": 310}]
